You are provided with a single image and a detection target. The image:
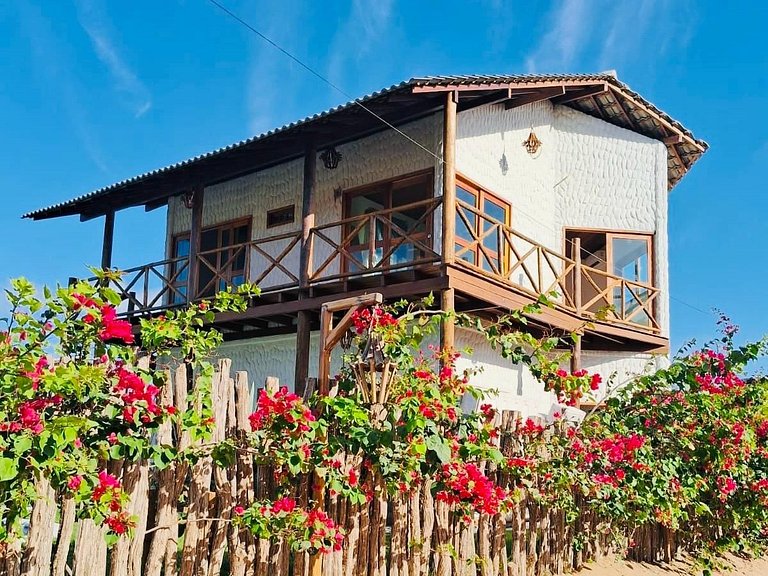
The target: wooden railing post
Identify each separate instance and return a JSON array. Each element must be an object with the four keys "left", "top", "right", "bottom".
[
  {"left": 295, "top": 143, "right": 317, "bottom": 395},
  {"left": 573, "top": 237, "right": 582, "bottom": 315},
  {"left": 101, "top": 210, "right": 115, "bottom": 271},
  {"left": 441, "top": 91, "right": 457, "bottom": 265},
  {"left": 187, "top": 186, "right": 204, "bottom": 303},
  {"left": 441, "top": 92, "right": 458, "bottom": 352}
]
